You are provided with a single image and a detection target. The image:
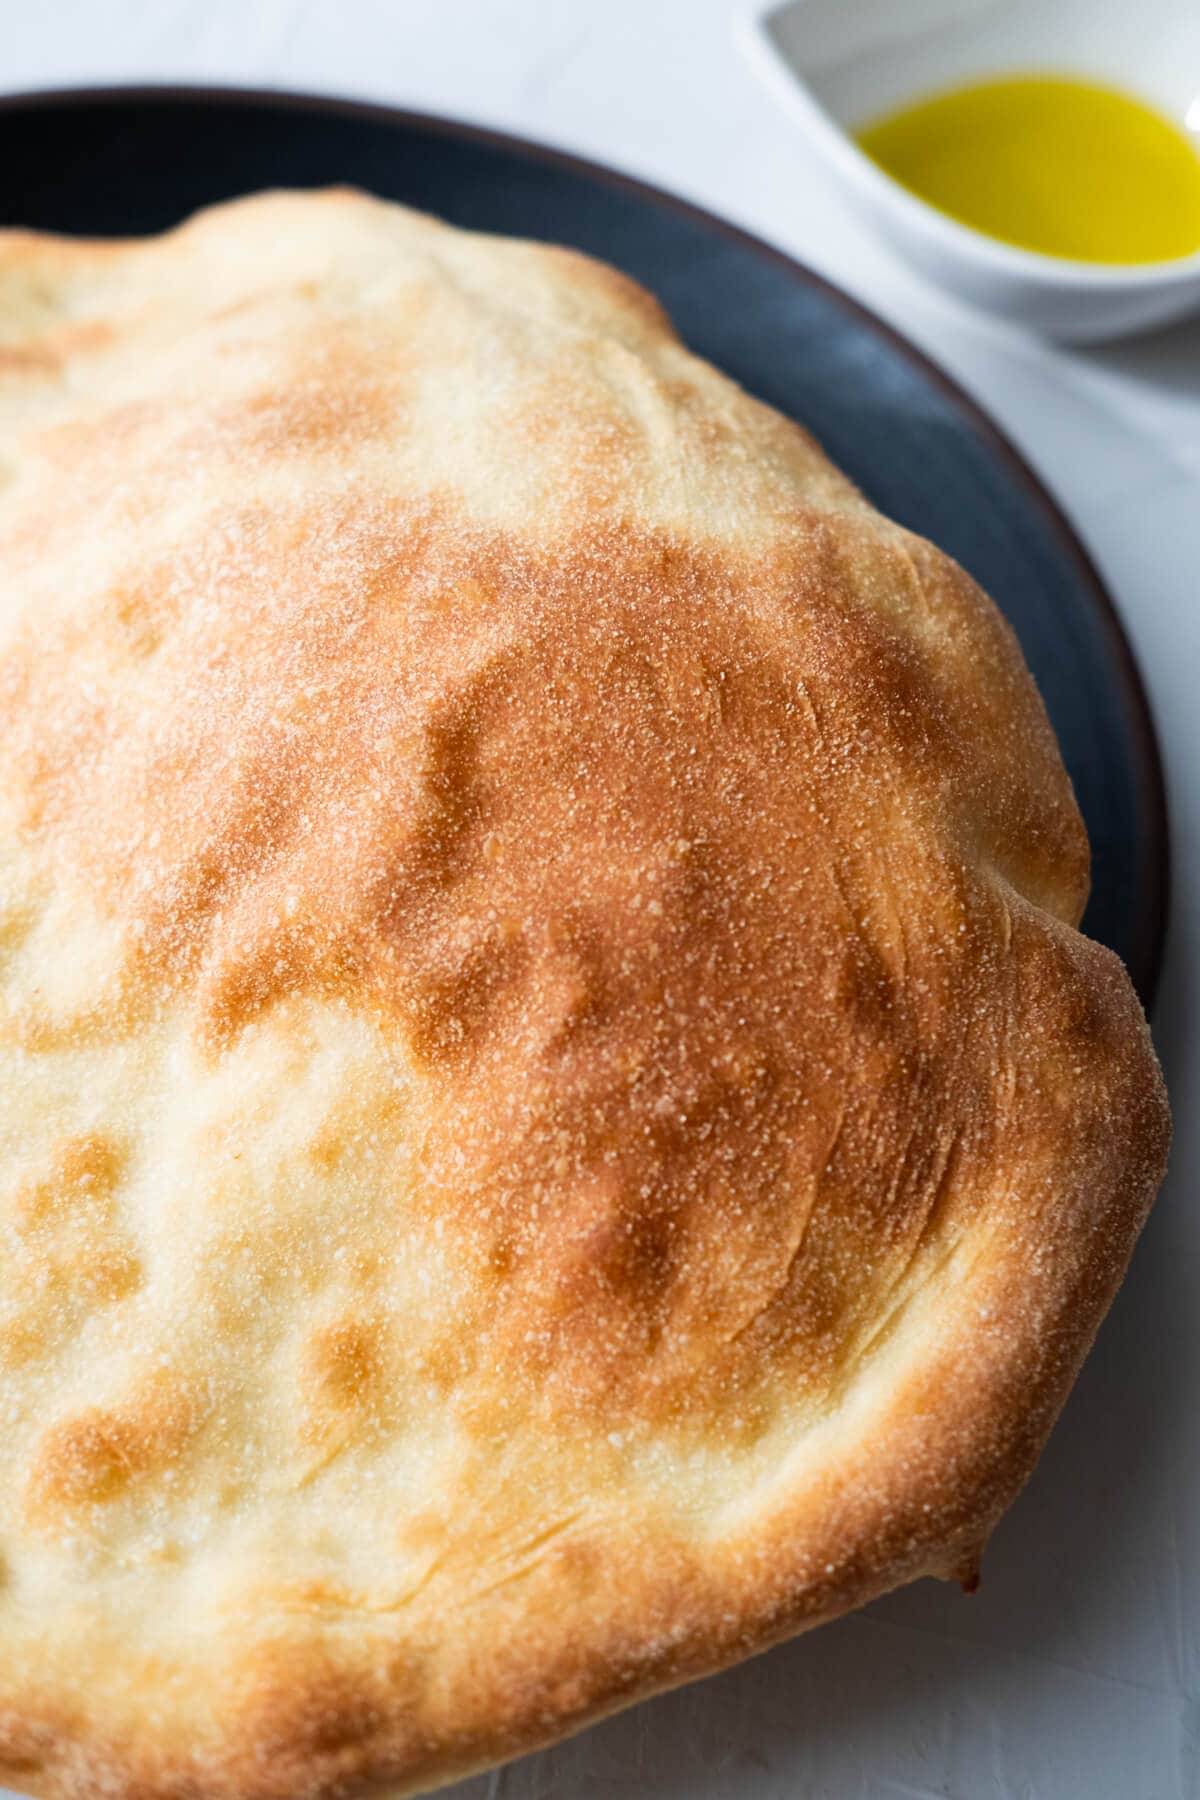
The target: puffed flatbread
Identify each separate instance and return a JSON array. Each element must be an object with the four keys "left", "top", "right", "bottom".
[{"left": 0, "top": 190, "right": 1169, "bottom": 1799}]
